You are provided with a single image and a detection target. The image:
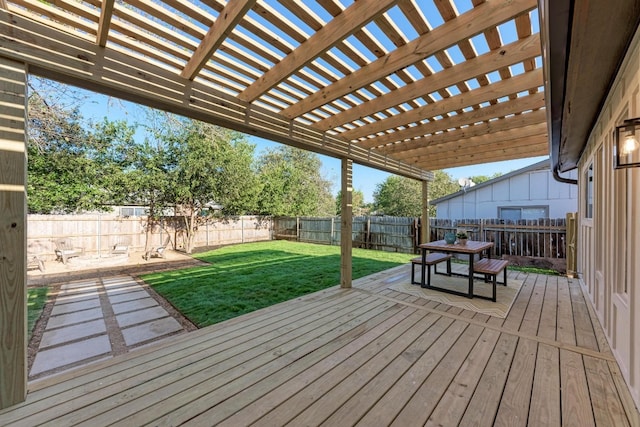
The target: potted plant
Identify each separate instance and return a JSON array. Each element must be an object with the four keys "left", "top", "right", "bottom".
[{"left": 456, "top": 231, "right": 468, "bottom": 245}]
